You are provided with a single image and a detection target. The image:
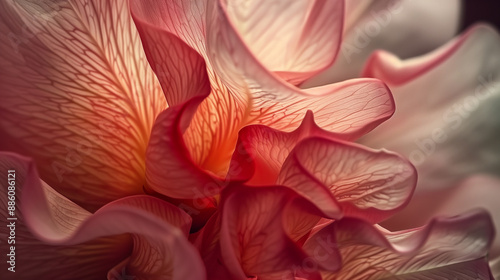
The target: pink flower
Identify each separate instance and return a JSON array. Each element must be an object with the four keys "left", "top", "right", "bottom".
[{"left": 0, "top": 0, "right": 497, "bottom": 279}]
